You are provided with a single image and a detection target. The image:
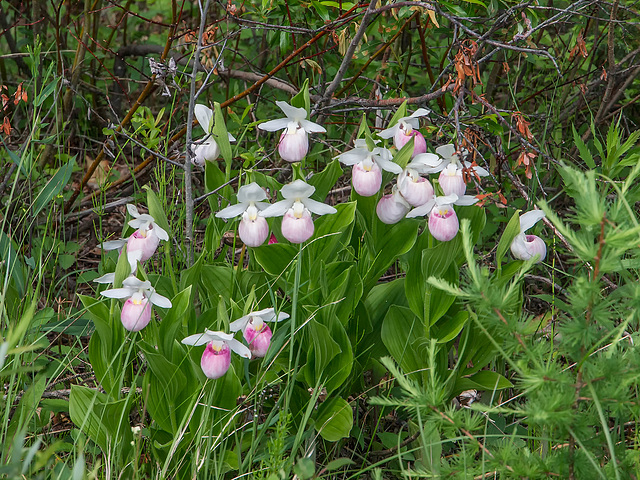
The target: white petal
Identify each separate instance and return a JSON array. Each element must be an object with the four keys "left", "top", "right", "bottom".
[
  {"left": 102, "top": 239, "right": 127, "bottom": 251},
  {"left": 260, "top": 200, "right": 294, "bottom": 218},
  {"left": 205, "top": 329, "right": 235, "bottom": 341},
  {"left": 463, "top": 161, "right": 490, "bottom": 177},
  {"left": 377, "top": 124, "right": 399, "bottom": 139},
  {"left": 229, "top": 315, "right": 250, "bottom": 332},
  {"left": 410, "top": 108, "right": 431, "bottom": 118},
  {"left": 406, "top": 199, "right": 436, "bottom": 218},
  {"left": 257, "top": 118, "right": 290, "bottom": 132},
  {"left": 275, "top": 312, "right": 290, "bottom": 322},
  {"left": 335, "top": 149, "right": 369, "bottom": 166},
  {"left": 436, "top": 194, "right": 459, "bottom": 206},
  {"left": 520, "top": 210, "right": 546, "bottom": 233},
  {"left": 129, "top": 214, "right": 154, "bottom": 230},
  {"left": 101, "top": 287, "right": 135, "bottom": 299},
  {"left": 94, "top": 273, "right": 115, "bottom": 284},
  {"left": 149, "top": 292, "right": 172, "bottom": 309},
  {"left": 375, "top": 156, "right": 403, "bottom": 174},
  {"left": 436, "top": 144, "right": 457, "bottom": 161},
  {"left": 302, "top": 198, "right": 337, "bottom": 216},
  {"left": 228, "top": 132, "right": 236, "bottom": 142},
  {"left": 228, "top": 338, "right": 252, "bottom": 359},
  {"left": 152, "top": 223, "right": 169, "bottom": 241},
  {"left": 454, "top": 195, "right": 479, "bottom": 206},
  {"left": 411, "top": 153, "right": 442, "bottom": 169},
  {"left": 299, "top": 119, "right": 326, "bottom": 134},
  {"left": 123, "top": 277, "right": 149, "bottom": 290},
  {"left": 281, "top": 179, "right": 315, "bottom": 199},
  {"left": 276, "top": 101, "right": 307, "bottom": 121},
  {"left": 127, "top": 204, "right": 141, "bottom": 218},
  {"left": 195, "top": 104, "right": 213, "bottom": 132},
  {"left": 127, "top": 249, "right": 142, "bottom": 273},
  {"left": 237, "top": 183, "right": 268, "bottom": 203},
  {"left": 181, "top": 332, "right": 216, "bottom": 346},
  {"left": 216, "top": 202, "right": 249, "bottom": 219},
  {"left": 250, "top": 307, "right": 275, "bottom": 318}
]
